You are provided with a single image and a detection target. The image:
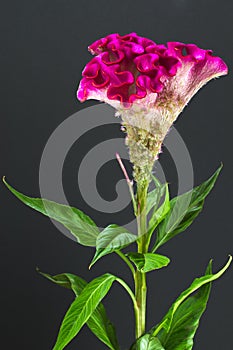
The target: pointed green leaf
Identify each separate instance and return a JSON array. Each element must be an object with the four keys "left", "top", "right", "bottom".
[
  {"left": 146, "top": 188, "right": 162, "bottom": 215},
  {"left": 151, "top": 261, "right": 213, "bottom": 350},
  {"left": 148, "top": 183, "right": 170, "bottom": 235},
  {"left": 38, "top": 270, "right": 119, "bottom": 350},
  {"left": 152, "top": 165, "right": 222, "bottom": 252},
  {"left": 87, "top": 305, "right": 119, "bottom": 350},
  {"left": 38, "top": 270, "right": 86, "bottom": 296},
  {"left": 131, "top": 334, "right": 165, "bottom": 350},
  {"left": 3, "top": 178, "right": 99, "bottom": 246},
  {"left": 146, "top": 180, "right": 166, "bottom": 215},
  {"left": 53, "top": 273, "right": 117, "bottom": 350},
  {"left": 154, "top": 255, "right": 232, "bottom": 334},
  {"left": 90, "top": 224, "right": 136, "bottom": 268},
  {"left": 127, "top": 253, "right": 170, "bottom": 273}
]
